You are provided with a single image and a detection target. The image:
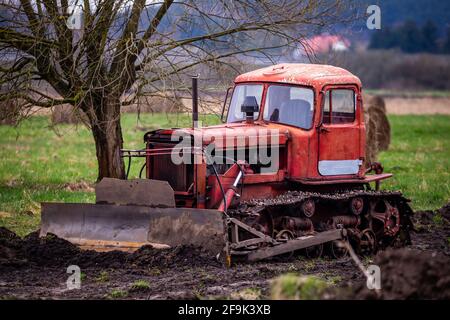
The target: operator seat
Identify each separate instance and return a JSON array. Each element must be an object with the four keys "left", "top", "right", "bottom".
[
  {"left": 270, "top": 108, "right": 280, "bottom": 121},
  {"left": 279, "top": 99, "right": 312, "bottom": 128}
]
